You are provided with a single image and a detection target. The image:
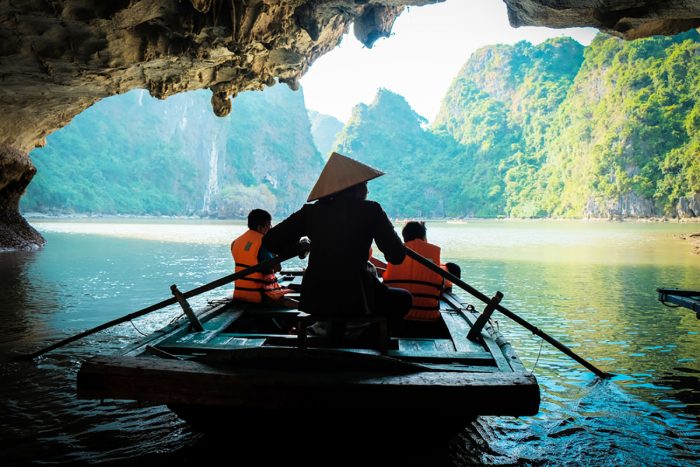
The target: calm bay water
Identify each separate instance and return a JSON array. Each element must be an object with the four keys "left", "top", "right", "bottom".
[{"left": 1, "top": 218, "right": 699, "bottom": 465}]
